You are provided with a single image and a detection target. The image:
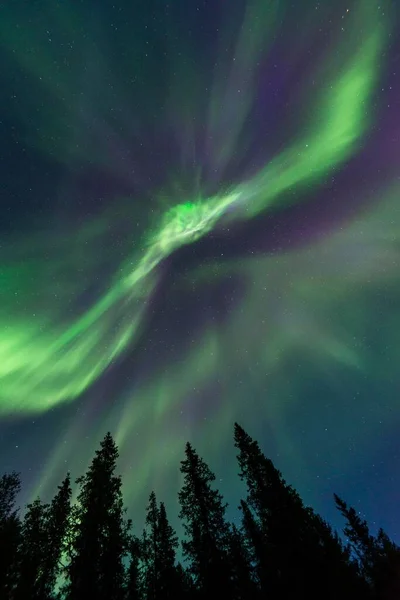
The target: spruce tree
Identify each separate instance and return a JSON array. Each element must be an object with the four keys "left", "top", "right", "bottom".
[
  {"left": 0, "top": 472, "right": 21, "bottom": 599},
  {"left": 38, "top": 473, "right": 72, "bottom": 598},
  {"left": 64, "top": 432, "right": 130, "bottom": 600},
  {"left": 335, "top": 494, "right": 400, "bottom": 598},
  {"left": 126, "top": 534, "right": 142, "bottom": 600},
  {"left": 14, "top": 498, "right": 49, "bottom": 600},
  {"left": 144, "top": 491, "right": 159, "bottom": 600},
  {"left": 11, "top": 475, "right": 71, "bottom": 600},
  {"left": 157, "top": 501, "right": 180, "bottom": 599},
  {"left": 309, "top": 508, "right": 368, "bottom": 599},
  {"left": 239, "top": 499, "right": 266, "bottom": 595},
  {"left": 234, "top": 422, "right": 305, "bottom": 597},
  {"left": 142, "top": 492, "right": 181, "bottom": 600},
  {"left": 234, "top": 423, "right": 360, "bottom": 599},
  {"left": 0, "top": 472, "right": 21, "bottom": 521},
  {"left": 178, "top": 442, "right": 233, "bottom": 599},
  {"left": 175, "top": 562, "right": 195, "bottom": 600},
  {"left": 227, "top": 523, "right": 258, "bottom": 600}
]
